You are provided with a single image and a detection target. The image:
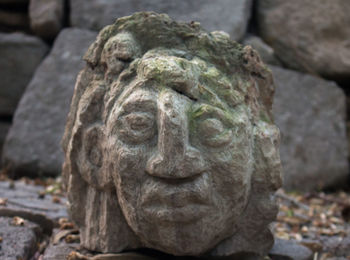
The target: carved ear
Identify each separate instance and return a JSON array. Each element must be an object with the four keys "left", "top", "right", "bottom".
[
  {"left": 77, "top": 124, "right": 111, "bottom": 189},
  {"left": 69, "top": 83, "right": 113, "bottom": 190},
  {"left": 253, "top": 121, "right": 282, "bottom": 191}
]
